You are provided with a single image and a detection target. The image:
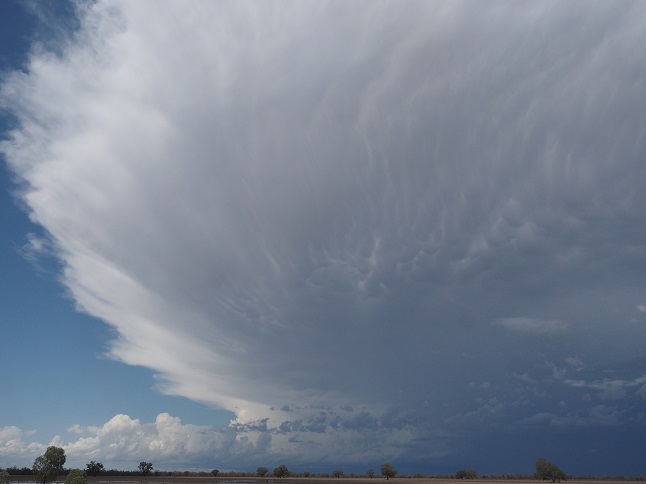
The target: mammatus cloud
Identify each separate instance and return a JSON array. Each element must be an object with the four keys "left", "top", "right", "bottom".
[{"left": 3, "top": 0, "right": 646, "bottom": 472}]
